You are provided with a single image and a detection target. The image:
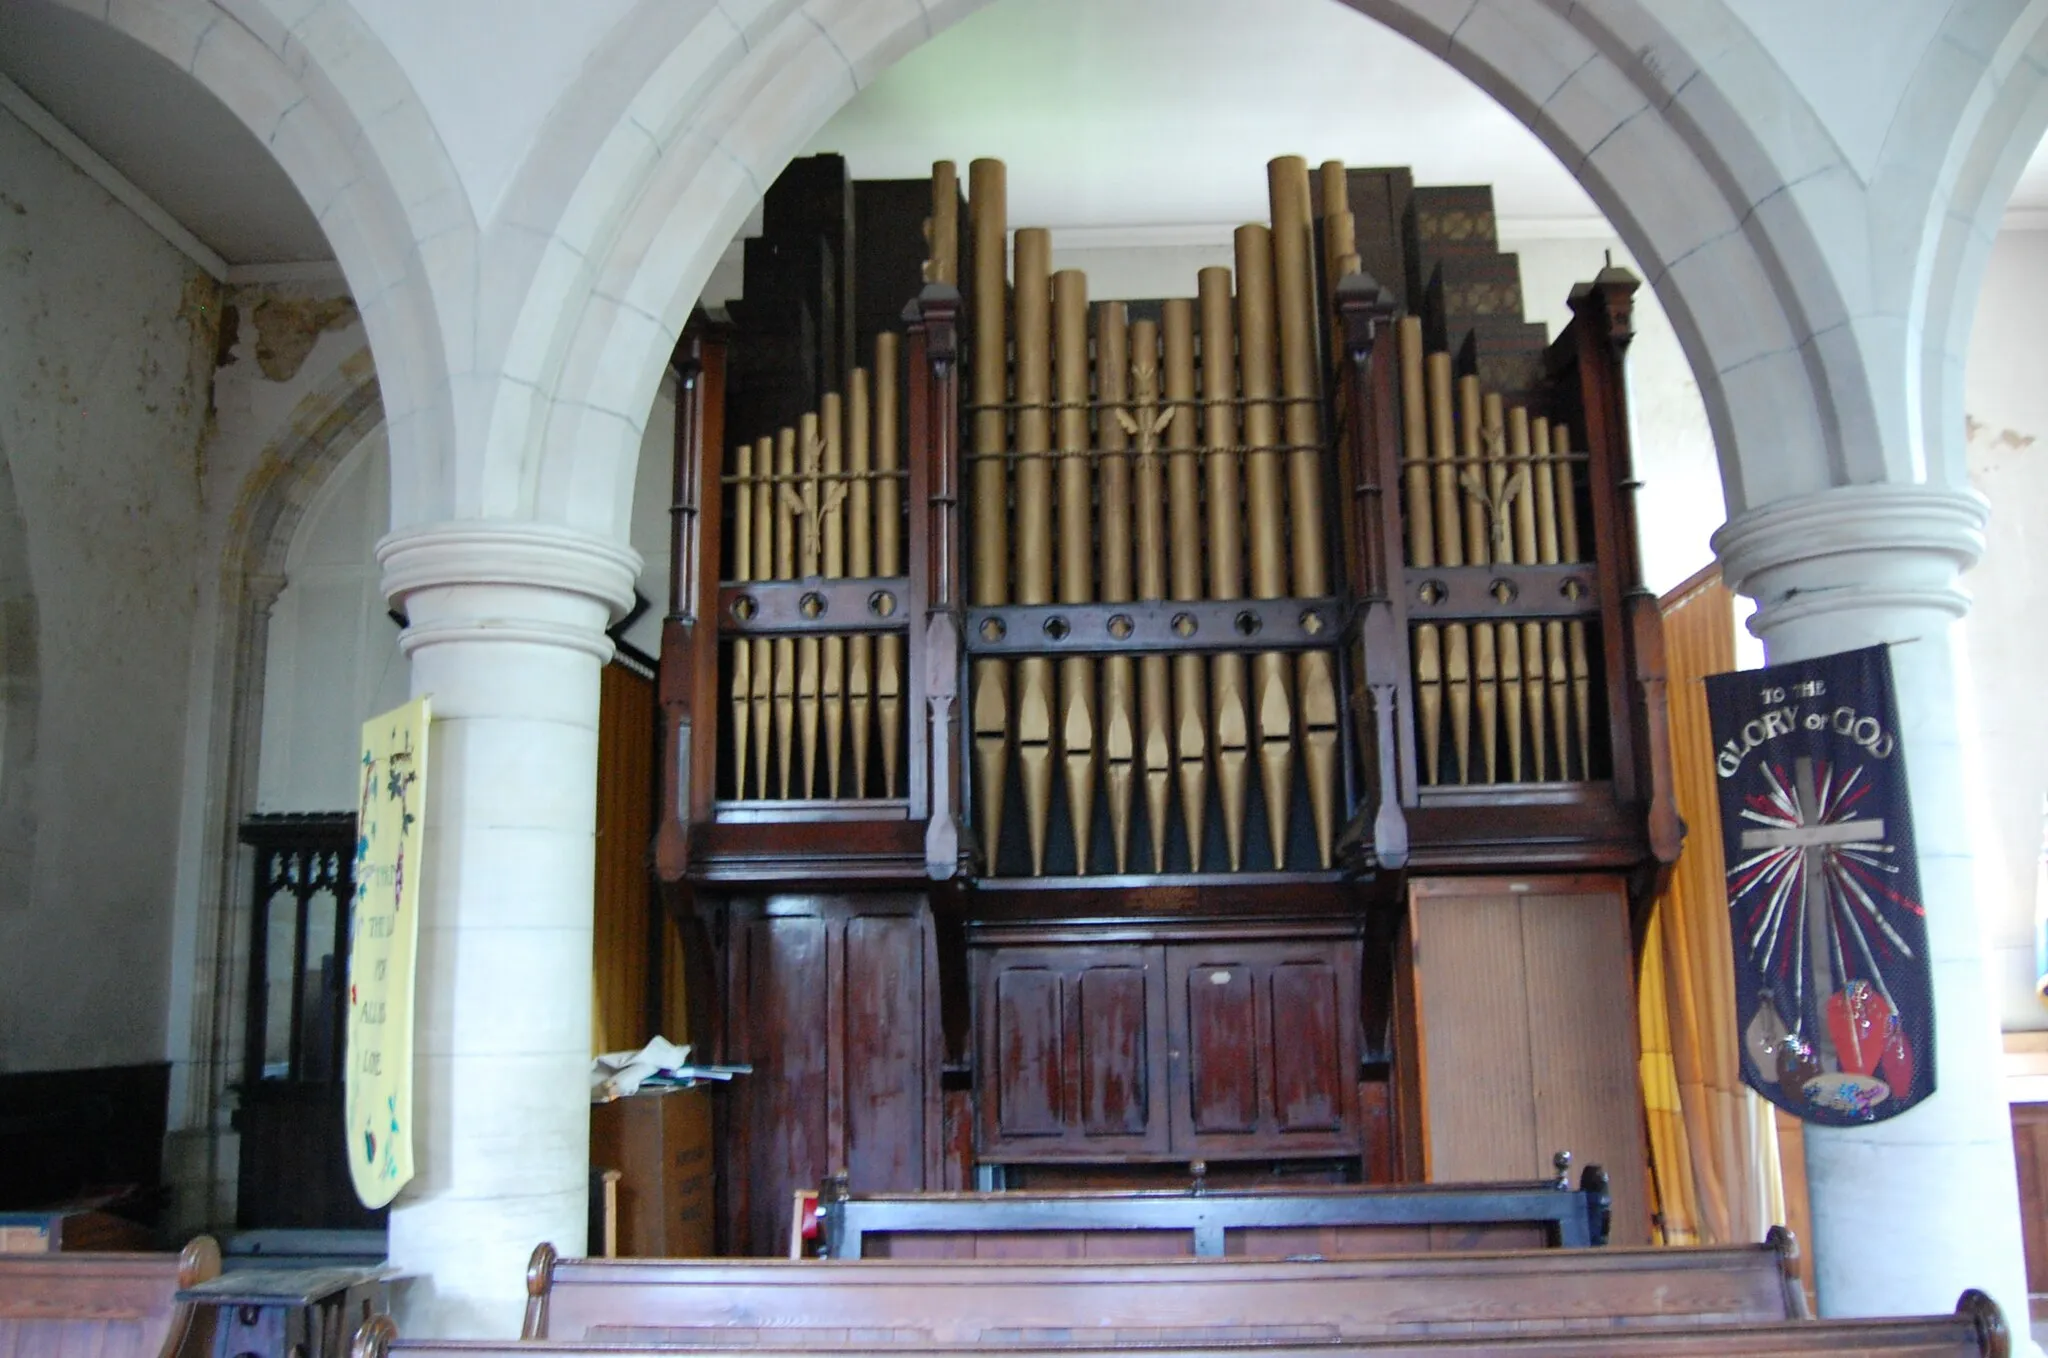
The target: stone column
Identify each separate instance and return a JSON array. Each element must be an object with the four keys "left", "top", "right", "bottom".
[
  {"left": 376, "top": 521, "right": 640, "bottom": 1337},
  {"left": 1714, "top": 483, "right": 2028, "bottom": 1324}
]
